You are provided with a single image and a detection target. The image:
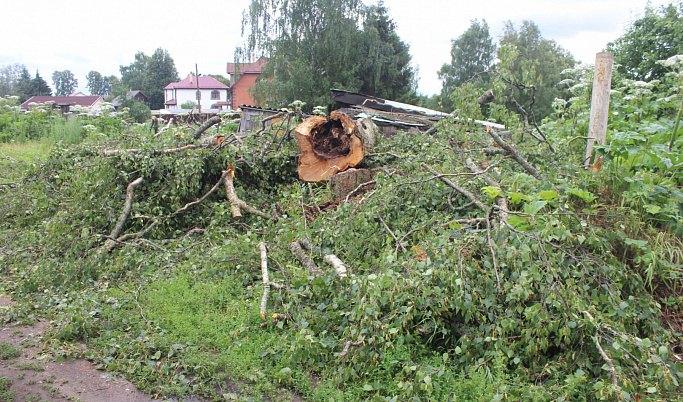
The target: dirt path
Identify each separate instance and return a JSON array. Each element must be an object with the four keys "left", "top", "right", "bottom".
[{"left": 0, "top": 296, "right": 154, "bottom": 402}]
